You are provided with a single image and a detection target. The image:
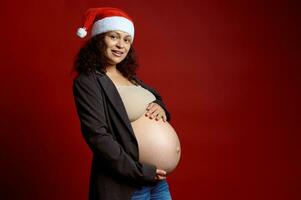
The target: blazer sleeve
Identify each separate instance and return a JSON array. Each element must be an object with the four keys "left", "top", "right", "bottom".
[
  {"left": 134, "top": 76, "right": 171, "bottom": 122},
  {"left": 73, "top": 75, "right": 156, "bottom": 183}
]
